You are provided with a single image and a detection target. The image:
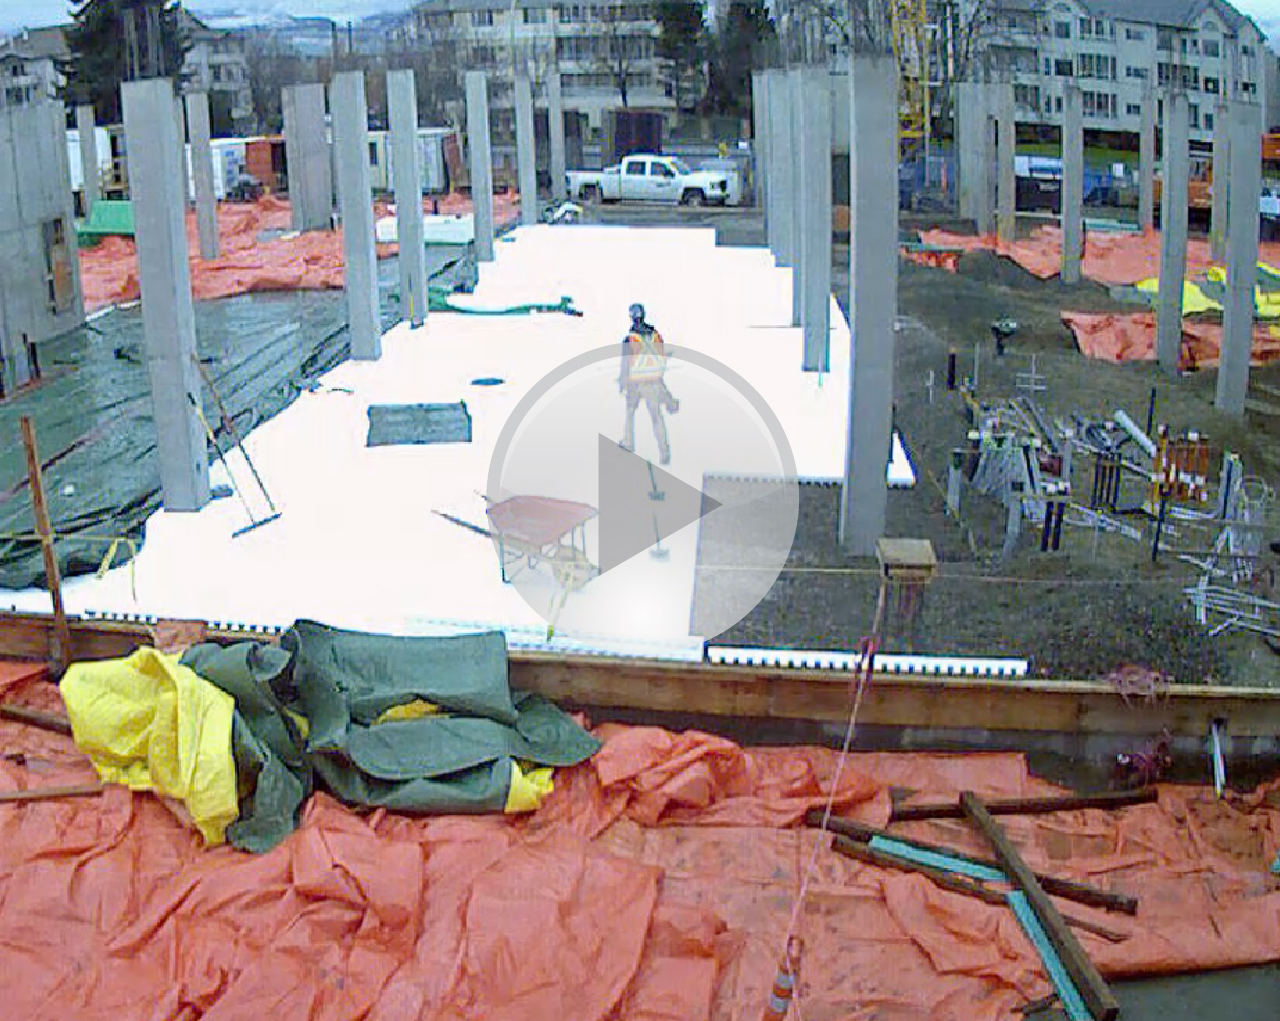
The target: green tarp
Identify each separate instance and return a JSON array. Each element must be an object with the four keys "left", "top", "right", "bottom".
[
  {"left": 181, "top": 622, "right": 599, "bottom": 853},
  {"left": 76, "top": 199, "right": 135, "bottom": 245}
]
